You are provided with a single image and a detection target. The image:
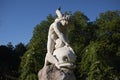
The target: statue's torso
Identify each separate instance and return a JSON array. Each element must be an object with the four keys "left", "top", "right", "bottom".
[{"left": 48, "top": 22, "right": 67, "bottom": 41}]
